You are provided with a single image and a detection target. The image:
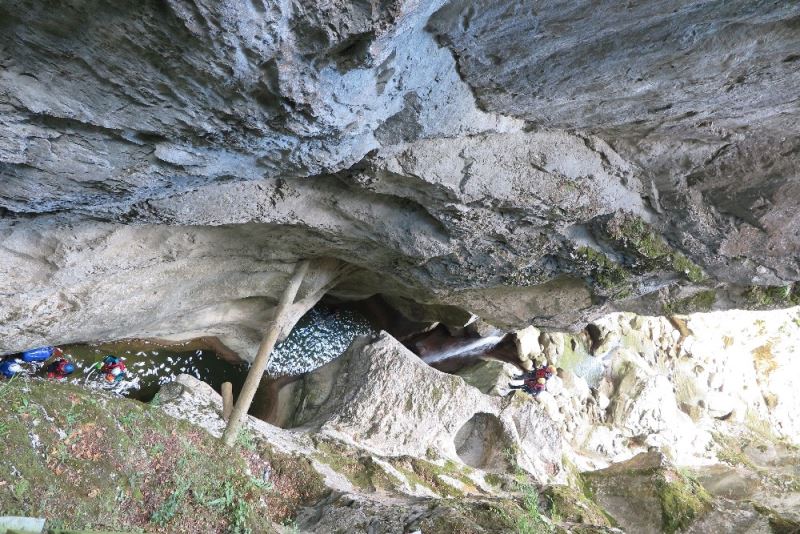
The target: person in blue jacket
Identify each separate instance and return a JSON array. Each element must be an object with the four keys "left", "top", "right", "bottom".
[
  {"left": 21, "top": 346, "right": 63, "bottom": 362},
  {"left": 0, "top": 358, "right": 24, "bottom": 379}
]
